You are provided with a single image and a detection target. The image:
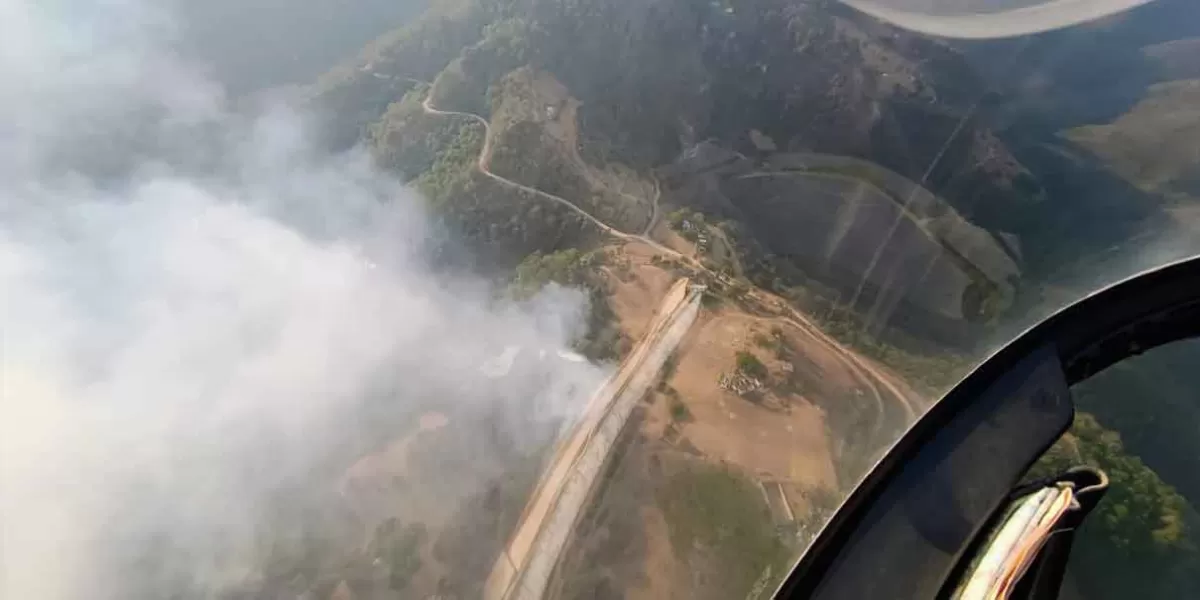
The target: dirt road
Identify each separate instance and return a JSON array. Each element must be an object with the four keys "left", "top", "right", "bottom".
[
  {"left": 641, "top": 174, "right": 661, "bottom": 237},
  {"left": 418, "top": 87, "right": 678, "bottom": 256},
  {"left": 765, "top": 292, "right": 918, "bottom": 422},
  {"left": 417, "top": 77, "right": 918, "bottom": 466}
]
